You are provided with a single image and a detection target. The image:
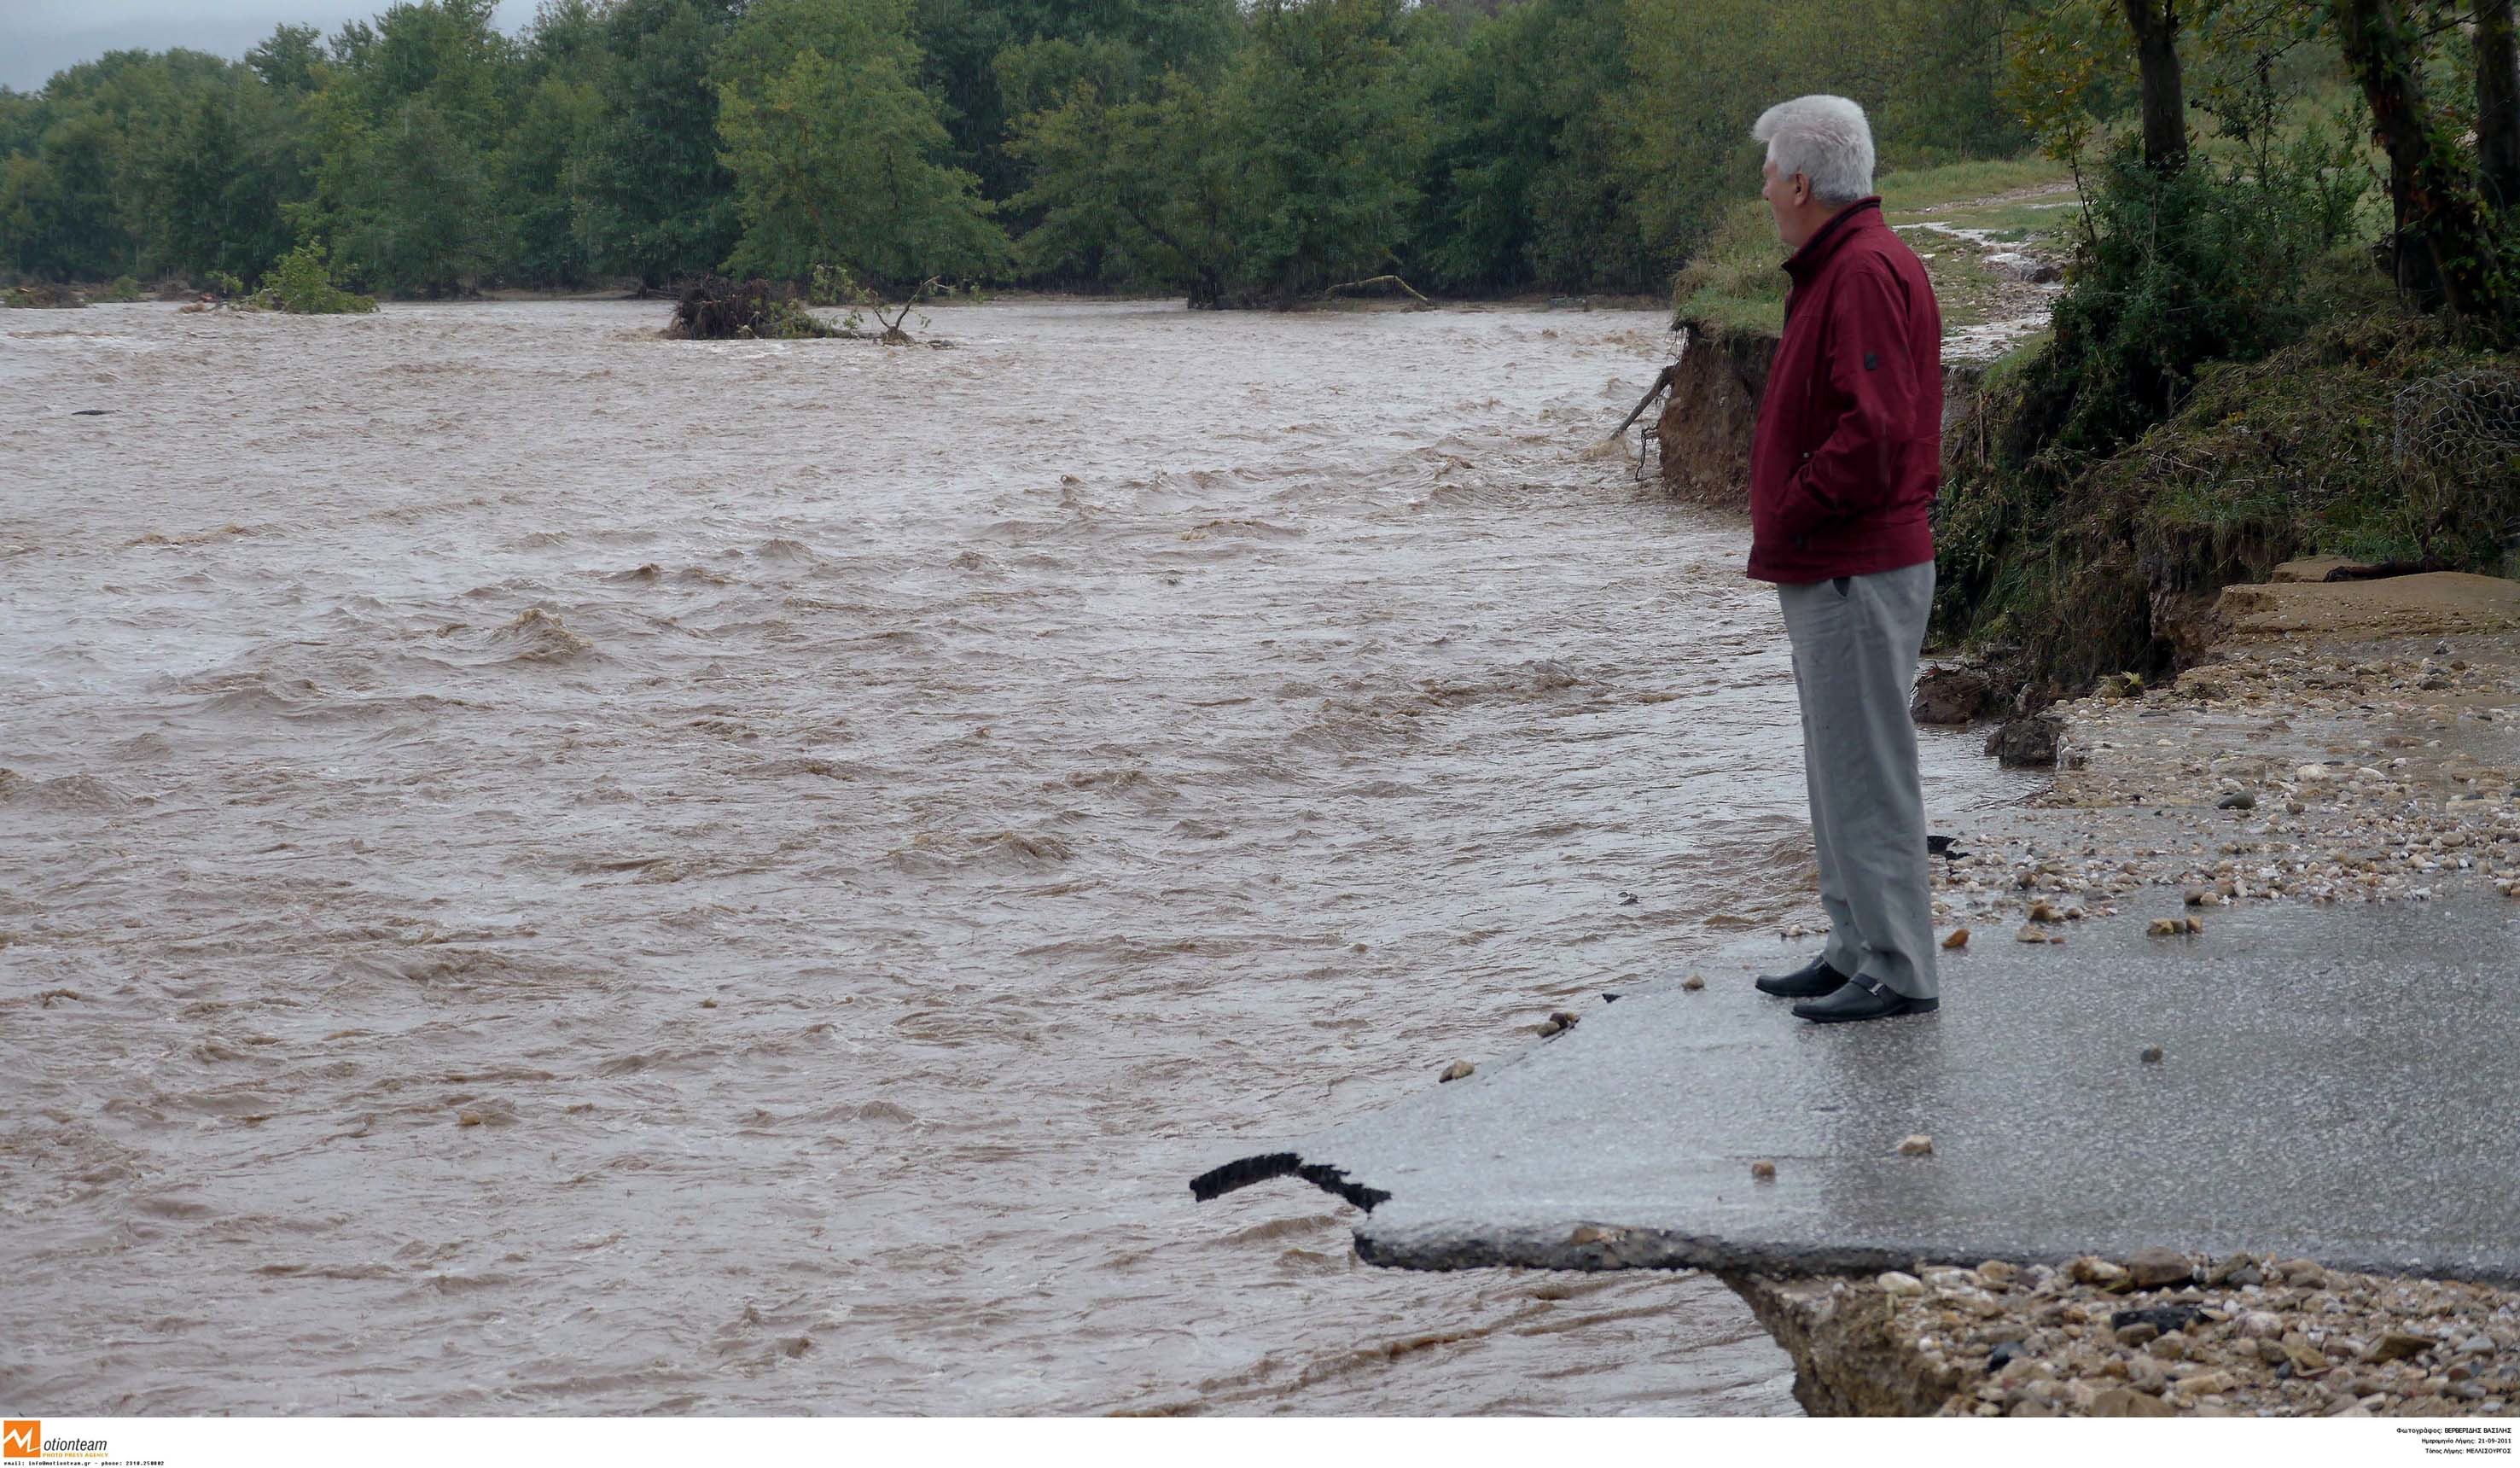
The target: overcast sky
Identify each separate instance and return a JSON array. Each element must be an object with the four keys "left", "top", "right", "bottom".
[{"left": 3, "top": 1, "right": 544, "bottom": 93}]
